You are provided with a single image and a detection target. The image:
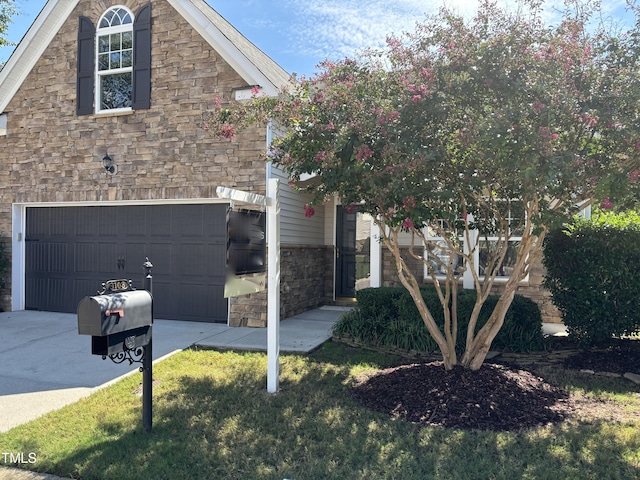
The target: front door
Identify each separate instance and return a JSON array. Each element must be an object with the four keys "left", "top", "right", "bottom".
[{"left": 336, "top": 206, "right": 371, "bottom": 298}]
